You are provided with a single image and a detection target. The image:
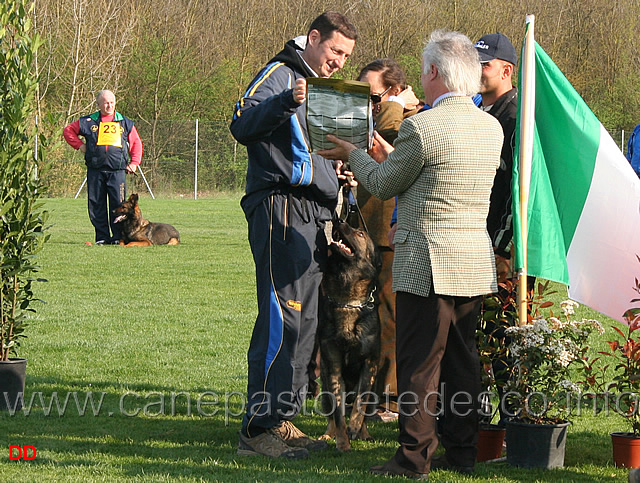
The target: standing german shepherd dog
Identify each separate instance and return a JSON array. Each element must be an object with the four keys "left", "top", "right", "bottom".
[
  {"left": 318, "top": 218, "right": 382, "bottom": 451},
  {"left": 113, "top": 193, "right": 180, "bottom": 246}
]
